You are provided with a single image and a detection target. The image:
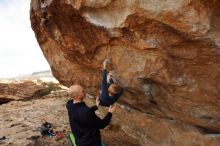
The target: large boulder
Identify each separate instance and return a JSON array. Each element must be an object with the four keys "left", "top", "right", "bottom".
[
  {"left": 0, "top": 80, "right": 61, "bottom": 104},
  {"left": 30, "top": 0, "right": 220, "bottom": 145},
  {"left": 0, "top": 81, "right": 45, "bottom": 104}
]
